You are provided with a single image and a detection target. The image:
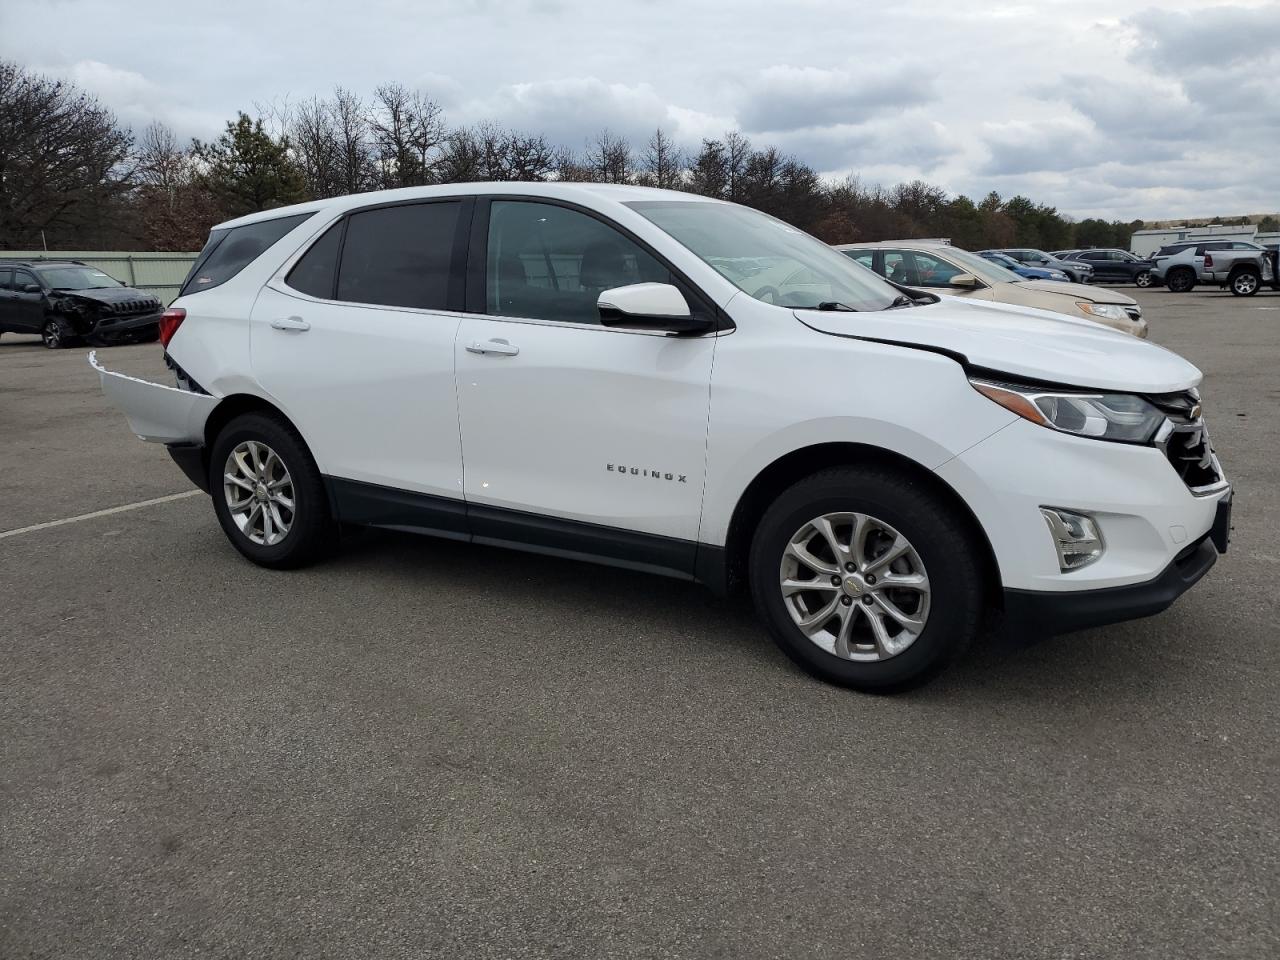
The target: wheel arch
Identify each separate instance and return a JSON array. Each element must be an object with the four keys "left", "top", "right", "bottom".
[
  {"left": 187, "top": 393, "right": 317, "bottom": 492},
  {"left": 714, "top": 442, "right": 1003, "bottom": 605}
]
